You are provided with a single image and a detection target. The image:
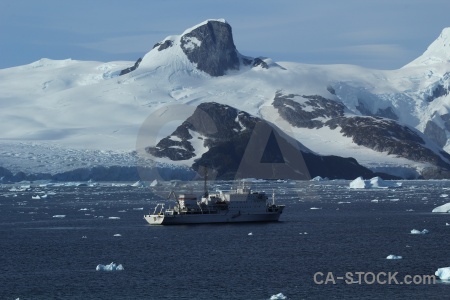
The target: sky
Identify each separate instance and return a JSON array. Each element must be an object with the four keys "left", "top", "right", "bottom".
[{"left": 1, "top": 0, "right": 450, "bottom": 70}]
